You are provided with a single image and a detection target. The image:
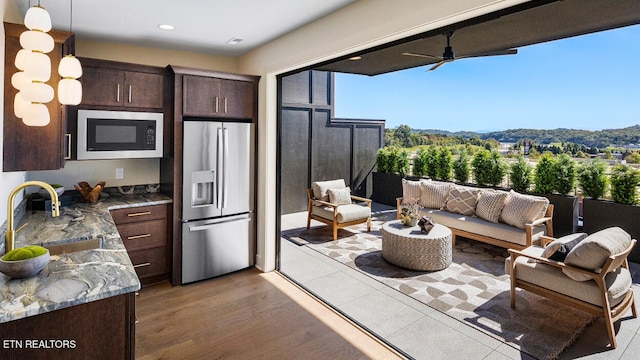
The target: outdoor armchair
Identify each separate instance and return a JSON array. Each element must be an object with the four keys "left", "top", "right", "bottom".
[
  {"left": 306, "top": 179, "right": 372, "bottom": 240},
  {"left": 506, "top": 228, "right": 637, "bottom": 349}
]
